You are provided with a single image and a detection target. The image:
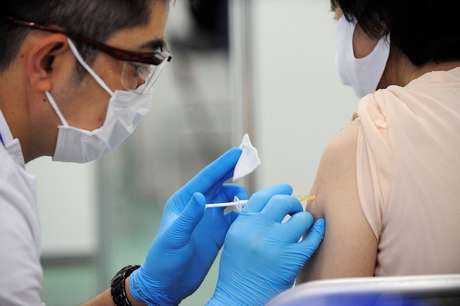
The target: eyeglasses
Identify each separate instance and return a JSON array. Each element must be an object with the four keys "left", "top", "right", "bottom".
[
  {"left": 7, "top": 16, "right": 172, "bottom": 91},
  {"left": 8, "top": 17, "right": 172, "bottom": 65}
]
